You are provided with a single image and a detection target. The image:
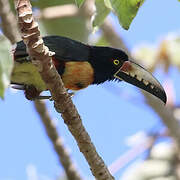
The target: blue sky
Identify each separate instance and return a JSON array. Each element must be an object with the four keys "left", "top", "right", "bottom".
[{"left": 0, "top": 0, "right": 180, "bottom": 180}]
